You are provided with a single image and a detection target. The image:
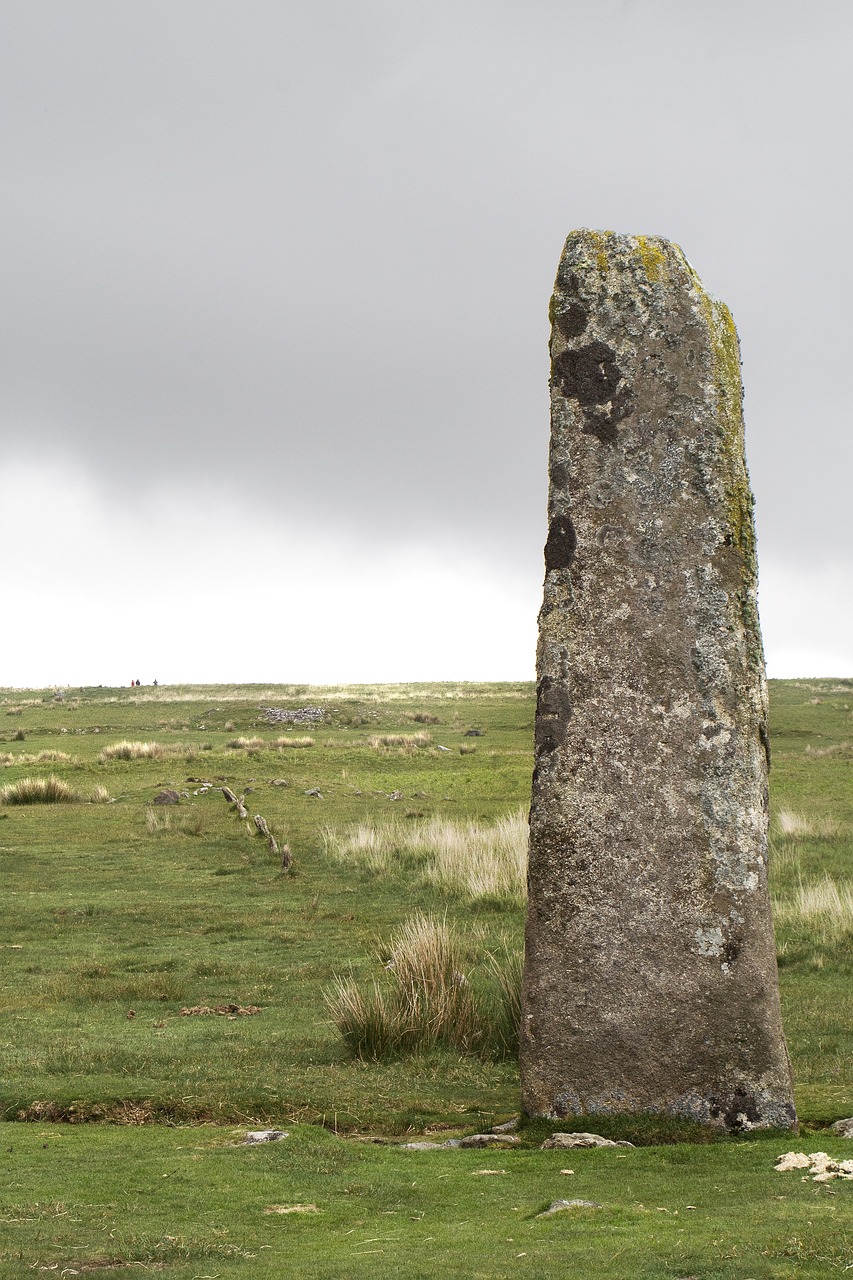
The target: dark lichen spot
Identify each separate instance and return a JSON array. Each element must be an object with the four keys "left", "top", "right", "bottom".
[
  {"left": 551, "top": 298, "right": 589, "bottom": 339},
  {"left": 535, "top": 675, "right": 572, "bottom": 754},
  {"left": 544, "top": 515, "right": 577, "bottom": 571},
  {"left": 549, "top": 460, "right": 569, "bottom": 492},
  {"left": 552, "top": 341, "right": 621, "bottom": 406},
  {"left": 759, "top": 722, "right": 771, "bottom": 769},
  {"left": 709, "top": 1087, "right": 762, "bottom": 1133}
]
